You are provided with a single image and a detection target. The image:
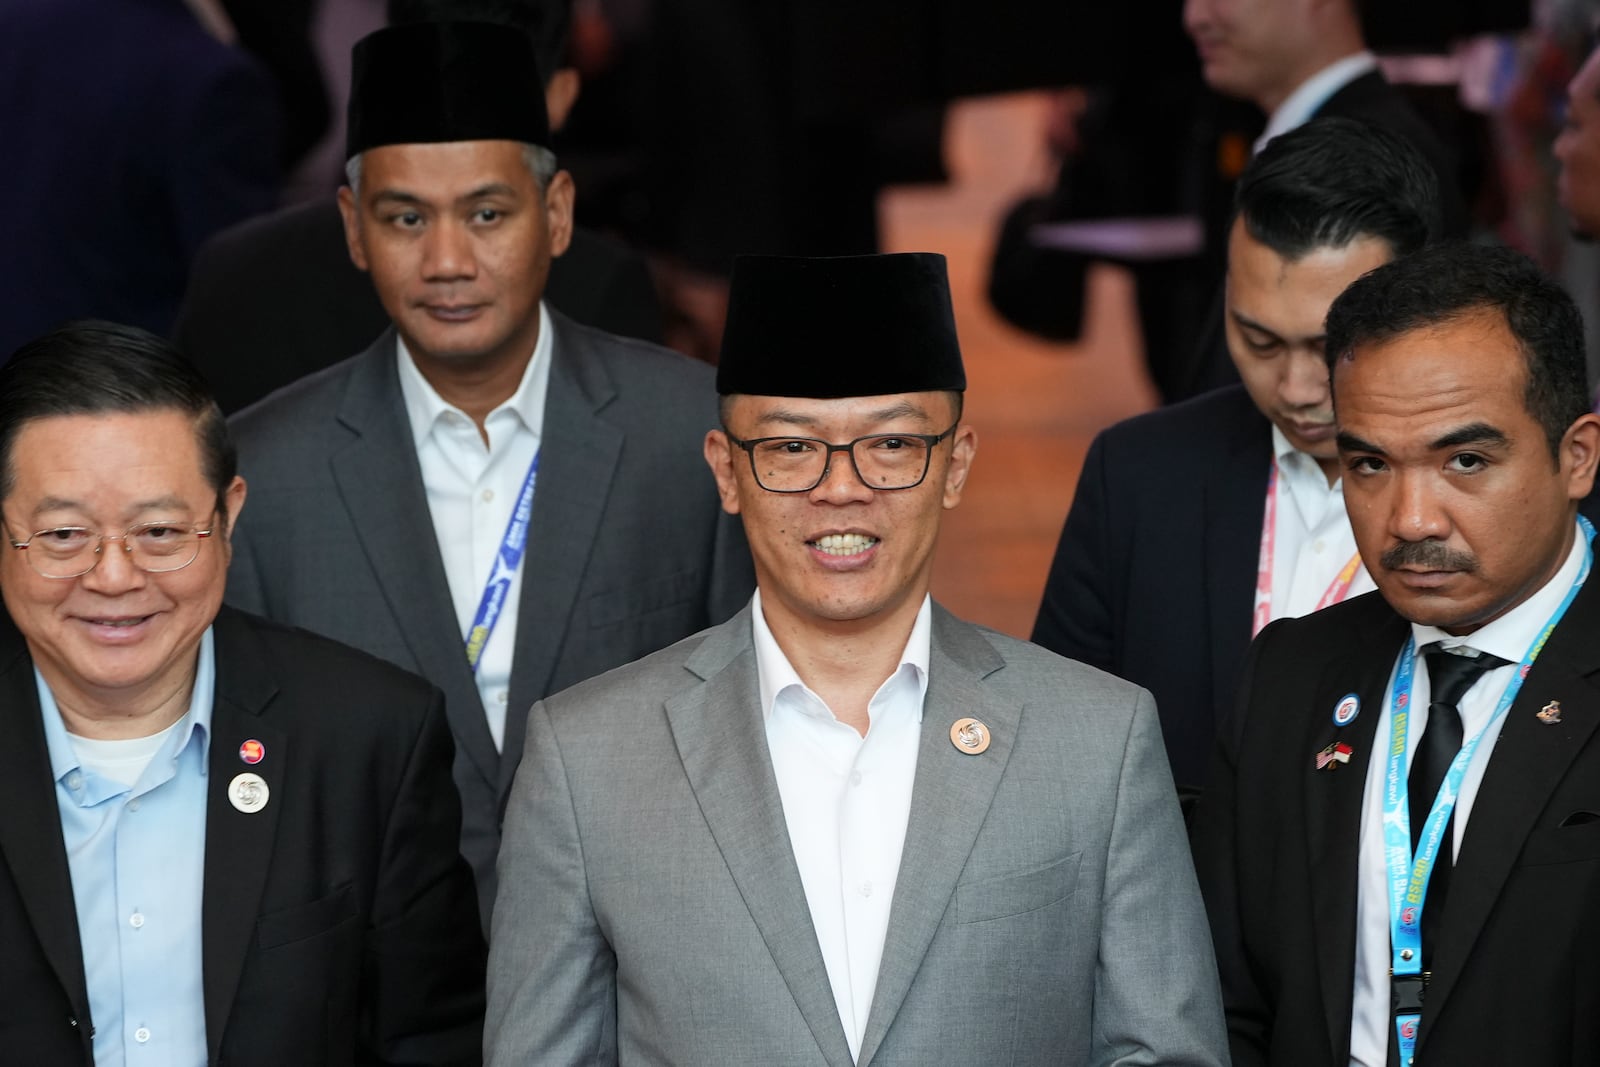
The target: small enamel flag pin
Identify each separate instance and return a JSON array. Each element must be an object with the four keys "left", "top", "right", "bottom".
[
  {"left": 1537, "top": 701, "right": 1563, "bottom": 725},
  {"left": 1316, "top": 741, "right": 1353, "bottom": 770},
  {"left": 239, "top": 739, "right": 265, "bottom": 764}
]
